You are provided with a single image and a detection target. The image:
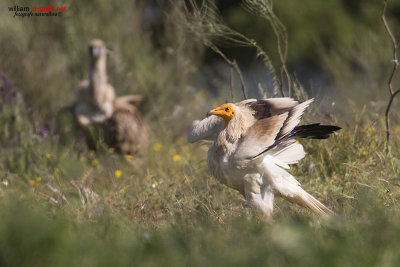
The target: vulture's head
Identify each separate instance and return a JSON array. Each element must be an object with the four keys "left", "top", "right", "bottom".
[
  {"left": 88, "top": 39, "right": 107, "bottom": 61},
  {"left": 208, "top": 103, "right": 235, "bottom": 125}
]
